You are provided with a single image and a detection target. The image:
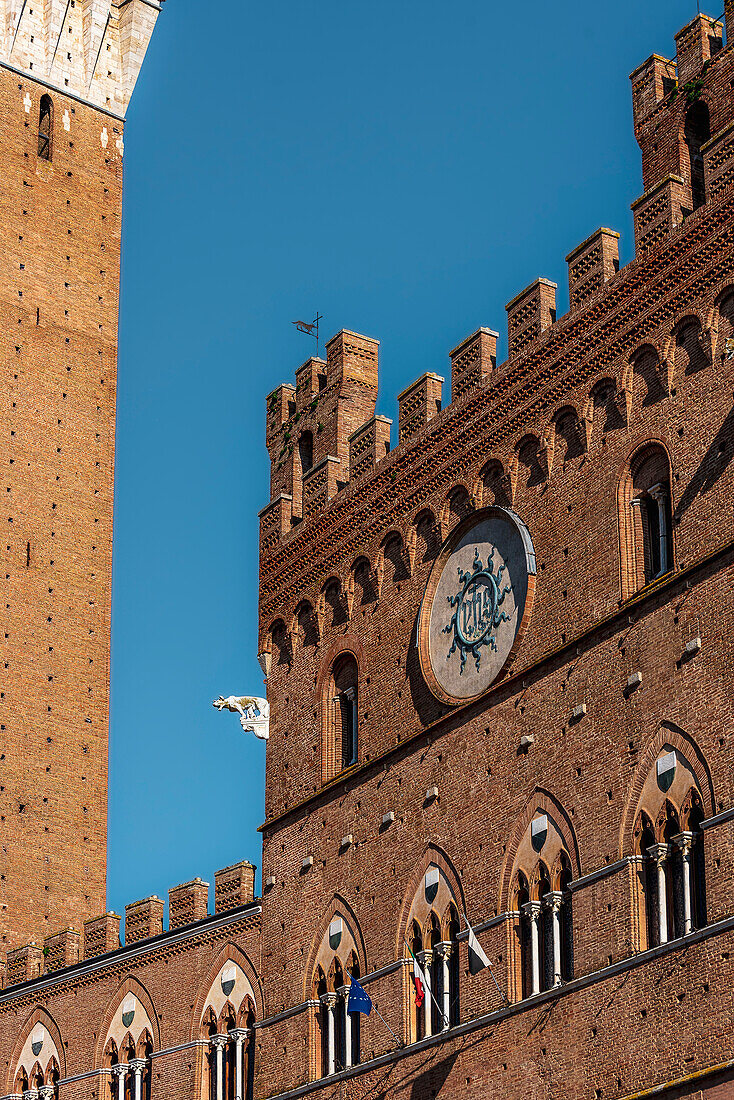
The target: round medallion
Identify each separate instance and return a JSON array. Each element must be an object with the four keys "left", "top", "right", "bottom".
[{"left": 417, "top": 508, "right": 536, "bottom": 704}]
